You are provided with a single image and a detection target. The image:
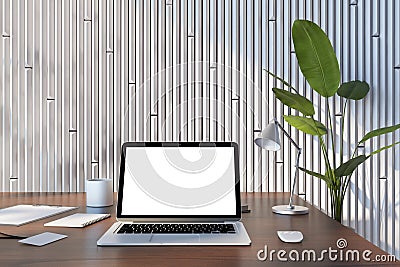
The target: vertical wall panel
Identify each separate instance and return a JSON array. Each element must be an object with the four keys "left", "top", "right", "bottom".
[
  {"left": 239, "top": 0, "right": 247, "bottom": 192},
  {"left": 150, "top": 0, "right": 158, "bottom": 132},
  {"left": 143, "top": 0, "right": 151, "bottom": 141},
  {"left": 1, "top": 0, "right": 399, "bottom": 258},
  {"left": 76, "top": 0, "right": 84, "bottom": 191},
  {"left": 187, "top": 35, "right": 195, "bottom": 141},
  {"left": 47, "top": 0, "right": 55, "bottom": 192},
  {"left": 69, "top": 0, "right": 77, "bottom": 192},
  {"left": 194, "top": 0, "right": 202, "bottom": 142},
  {"left": 32, "top": 0, "right": 40, "bottom": 191},
  {"left": 216, "top": 0, "right": 225, "bottom": 142},
  {"left": 246, "top": 0, "right": 254, "bottom": 192},
  {"left": 209, "top": 0, "right": 216, "bottom": 141},
  {"left": 127, "top": 0, "right": 135, "bottom": 141},
  {"left": 201, "top": 0, "right": 209, "bottom": 142},
  {"left": 98, "top": 0, "right": 107, "bottom": 179},
  {"left": 104, "top": 0, "right": 112, "bottom": 181},
  {"left": 113, "top": 0, "right": 122, "bottom": 190},
  {"left": 61, "top": 0, "right": 70, "bottom": 191},
  {"left": 157, "top": 0, "right": 166, "bottom": 141},
  {"left": 171, "top": 0, "right": 180, "bottom": 141},
  {"left": 0, "top": 0, "right": 4, "bottom": 192},
  {"left": 54, "top": 0, "right": 62, "bottom": 191},
  {"left": 253, "top": 0, "right": 262, "bottom": 192},
  {"left": 91, "top": 0, "right": 99, "bottom": 178},
  {"left": 179, "top": 0, "right": 188, "bottom": 141},
  {"left": 165, "top": 3, "right": 173, "bottom": 141},
  {"left": 10, "top": 0, "right": 19, "bottom": 192},
  {"left": 224, "top": 0, "right": 232, "bottom": 142},
  {"left": 83, "top": 0, "right": 92, "bottom": 184}
]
